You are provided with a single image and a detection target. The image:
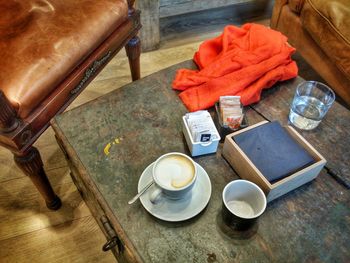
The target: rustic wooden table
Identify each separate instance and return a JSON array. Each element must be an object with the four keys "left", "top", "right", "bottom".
[{"left": 52, "top": 61, "right": 350, "bottom": 263}]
